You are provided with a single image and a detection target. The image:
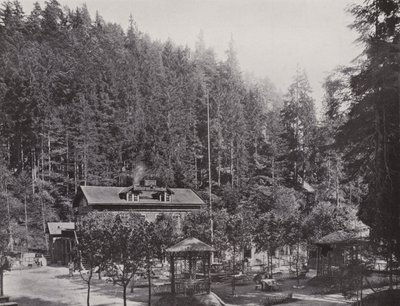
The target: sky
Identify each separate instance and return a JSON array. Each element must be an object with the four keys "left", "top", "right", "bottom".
[{"left": 21, "top": 0, "right": 363, "bottom": 114}]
